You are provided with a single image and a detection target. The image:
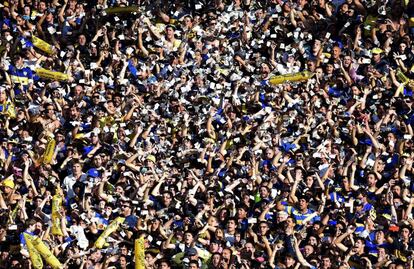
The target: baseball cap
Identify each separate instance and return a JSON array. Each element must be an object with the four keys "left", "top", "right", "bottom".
[
  {"left": 1, "top": 178, "right": 14, "bottom": 189},
  {"left": 371, "top": 48, "right": 383, "bottom": 54},
  {"left": 185, "top": 247, "right": 198, "bottom": 256}
]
